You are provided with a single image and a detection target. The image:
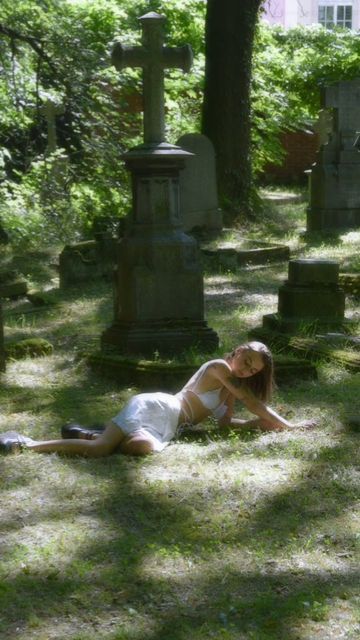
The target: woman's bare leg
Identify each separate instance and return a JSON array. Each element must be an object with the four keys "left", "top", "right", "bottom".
[
  {"left": 26, "top": 422, "right": 126, "bottom": 457},
  {"left": 117, "top": 432, "right": 155, "bottom": 456},
  {"left": 26, "top": 422, "right": 156, "bottom": 457}
]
